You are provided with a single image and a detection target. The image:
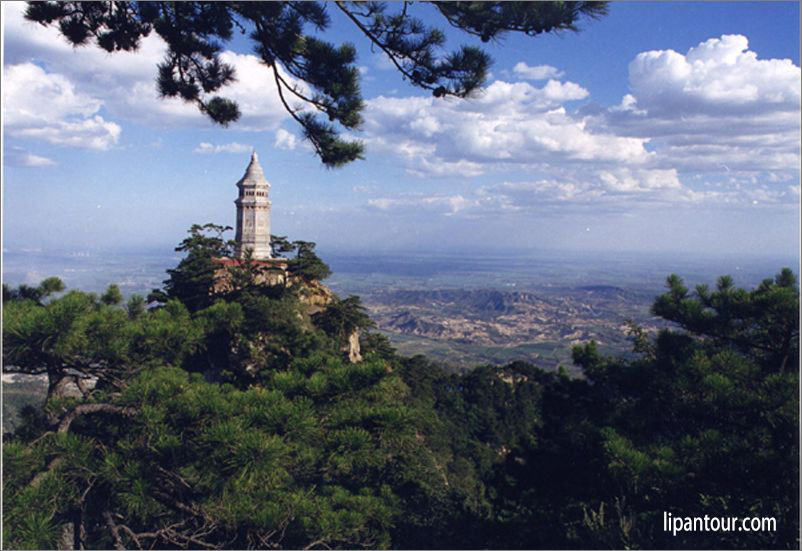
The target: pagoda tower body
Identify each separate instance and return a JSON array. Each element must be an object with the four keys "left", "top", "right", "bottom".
[{"left": 234, "top": 152, "right": 272, "bottom": 259}]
